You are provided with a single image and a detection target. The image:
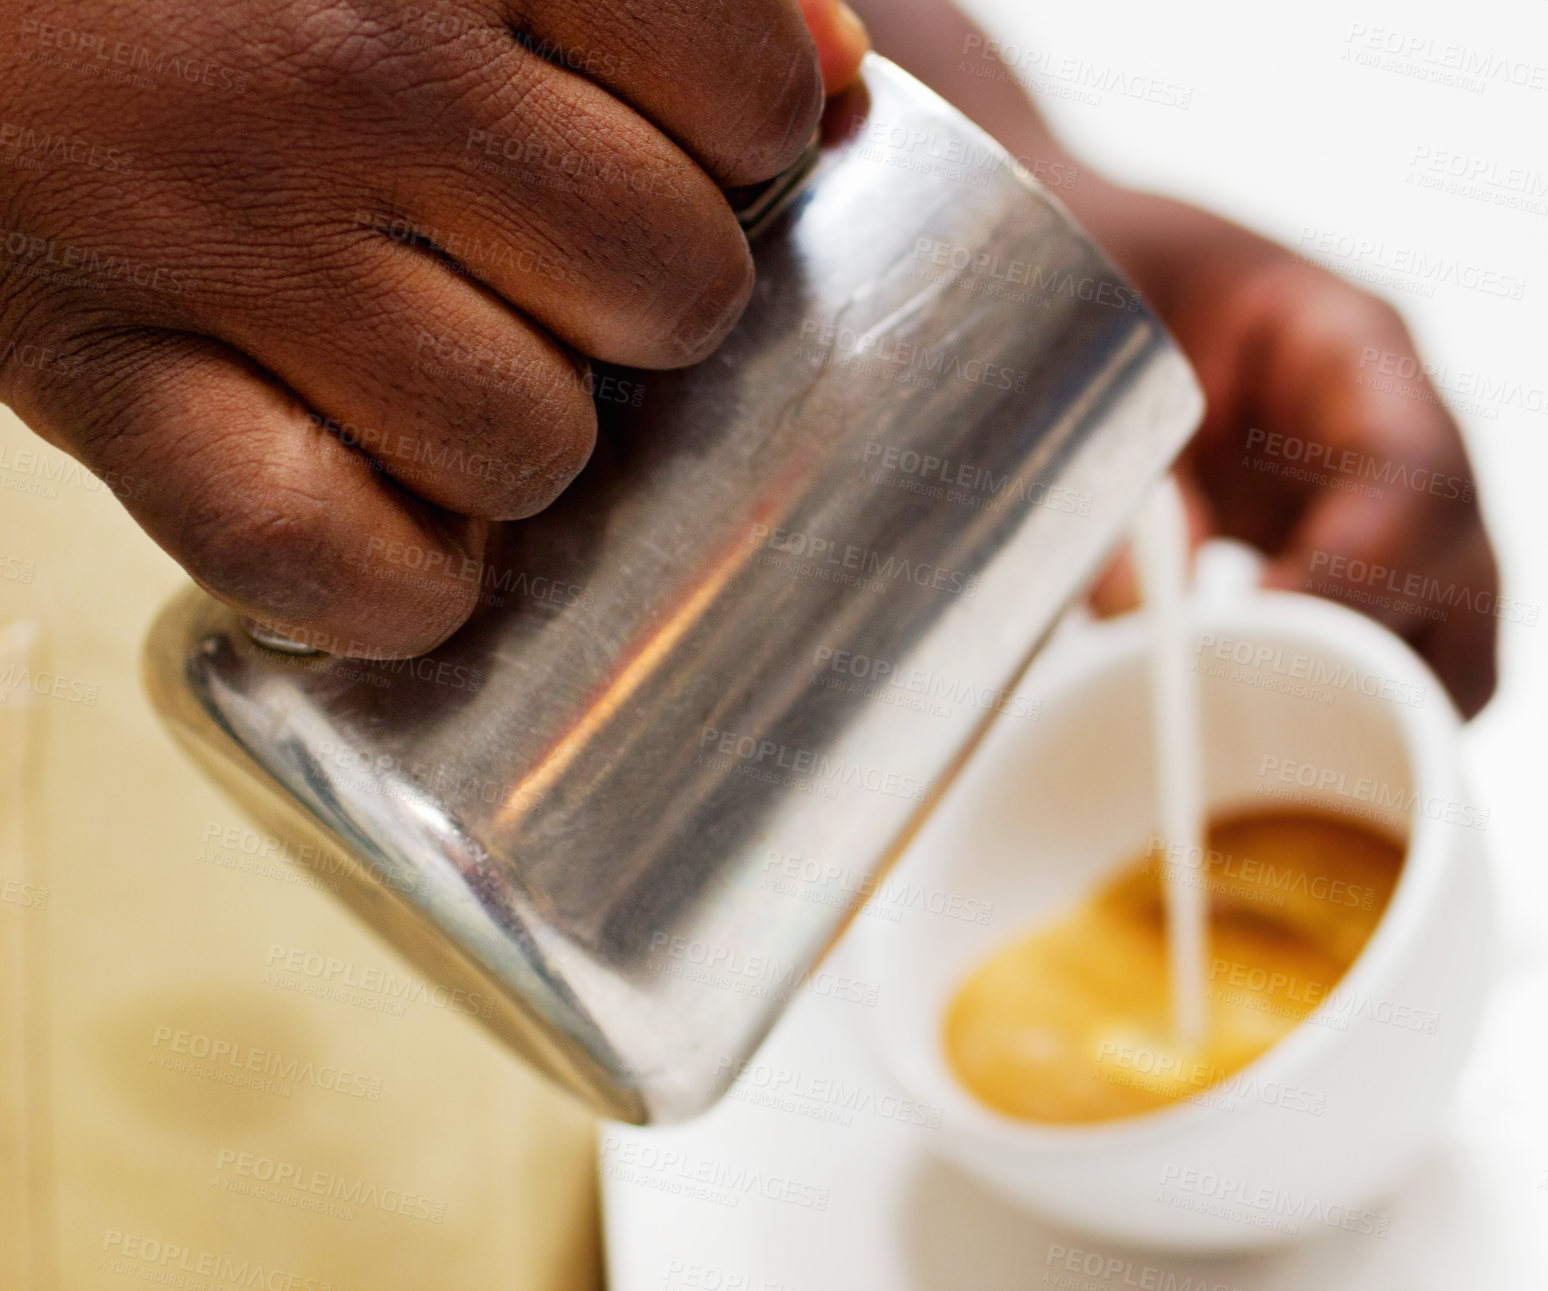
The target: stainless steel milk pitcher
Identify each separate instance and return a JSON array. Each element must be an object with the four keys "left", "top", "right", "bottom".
[{"left": 144, "top": 55, "right": 1203, "bottom": 1123}]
